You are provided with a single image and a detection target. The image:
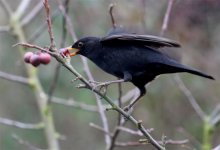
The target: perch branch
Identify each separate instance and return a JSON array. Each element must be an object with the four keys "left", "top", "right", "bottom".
[
  {"left": 0, "top": 117, "right": 43, "bottom": 129},
  {"left": 0, "top": 71, "right": 29, "bottom": 85}
]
